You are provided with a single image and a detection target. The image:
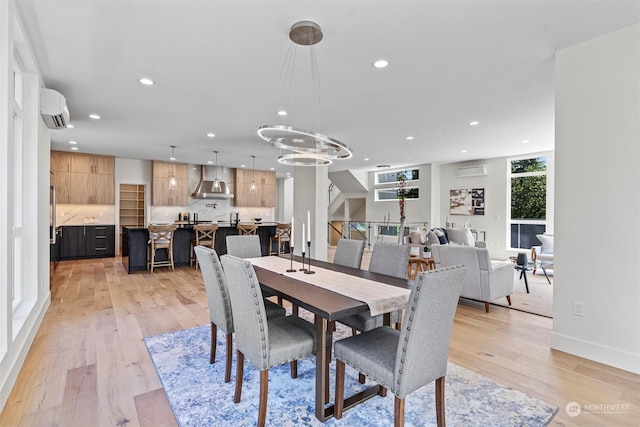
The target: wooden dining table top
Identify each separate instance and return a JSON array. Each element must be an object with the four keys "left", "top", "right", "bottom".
[{"left": 254, "top": 255, "right": 412, "bottom": 323}]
